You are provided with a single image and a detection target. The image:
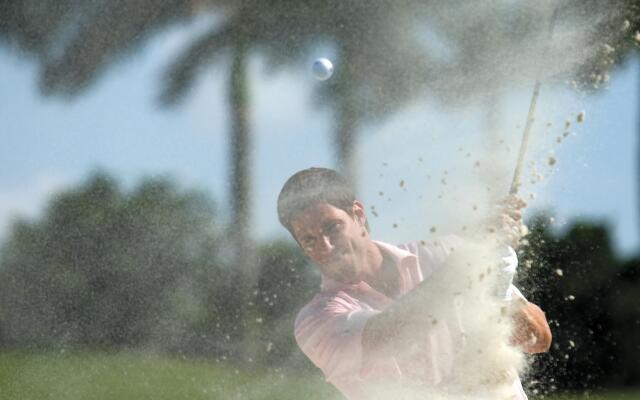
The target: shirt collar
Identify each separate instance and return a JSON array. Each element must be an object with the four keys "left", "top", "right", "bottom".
[{"left": 320, "top": 240, "right": 417, "bottom": 293}]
